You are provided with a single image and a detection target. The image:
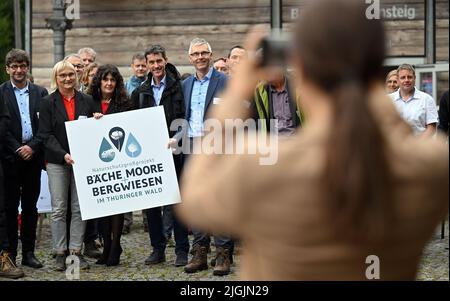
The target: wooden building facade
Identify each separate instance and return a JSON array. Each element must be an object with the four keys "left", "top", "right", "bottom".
[{"left": 31, "top": 0, "right": 448, "bottom": 99}]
